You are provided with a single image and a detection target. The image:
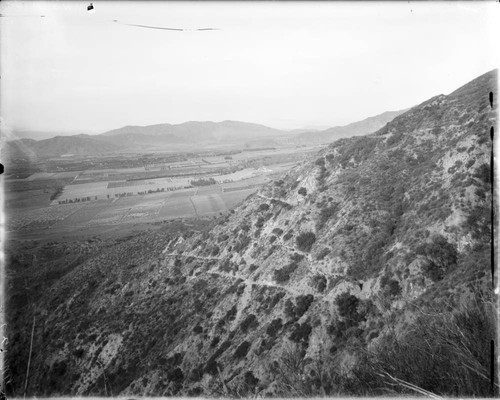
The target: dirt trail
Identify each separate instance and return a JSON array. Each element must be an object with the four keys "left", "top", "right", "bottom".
[{"left": 163, "top": 252, "right": 327, "bottom": 301}]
